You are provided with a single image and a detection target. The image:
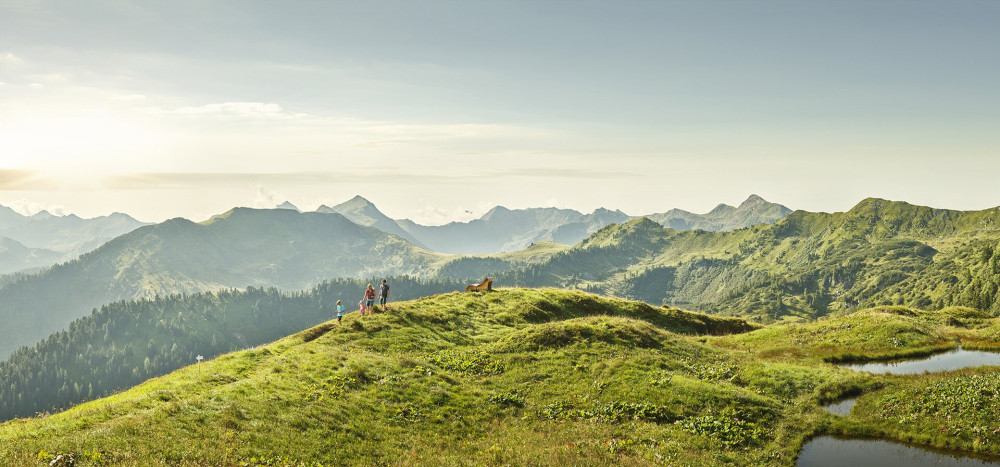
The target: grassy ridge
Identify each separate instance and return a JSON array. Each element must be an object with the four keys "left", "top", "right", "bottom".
[
  {"left": 0, "top": 289, "right": 819, "bottom": 466},
  {"left": 3, "top": 289, "right": 1000, "bottom": 466},
  {"left": 0, "top": 277, "right": 468, "bottom": 422}
]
